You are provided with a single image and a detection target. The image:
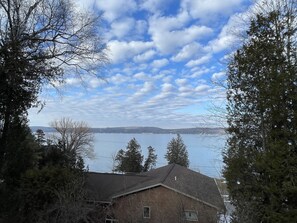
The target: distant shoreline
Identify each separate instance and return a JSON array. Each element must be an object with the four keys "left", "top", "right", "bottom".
[{"left": 30, "top": 126, "right": 225, "bottom": 135}]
